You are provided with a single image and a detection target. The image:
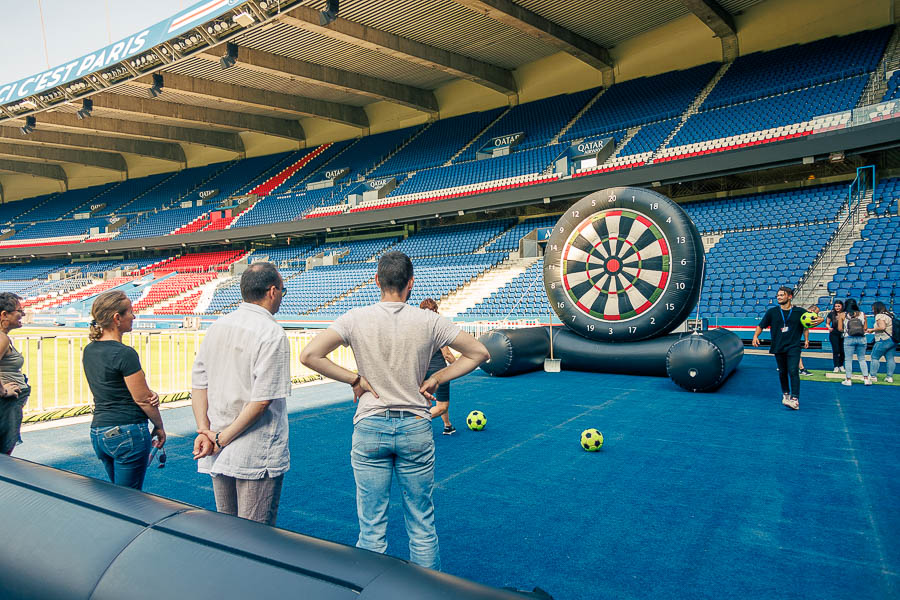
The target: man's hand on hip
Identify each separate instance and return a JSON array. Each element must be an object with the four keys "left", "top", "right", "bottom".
[
  {"left": 353, "top": 376, "right": 378, "bottom": 403},
  {"left": 419, "top": 376, "right": 439, "bottom": 402}
]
